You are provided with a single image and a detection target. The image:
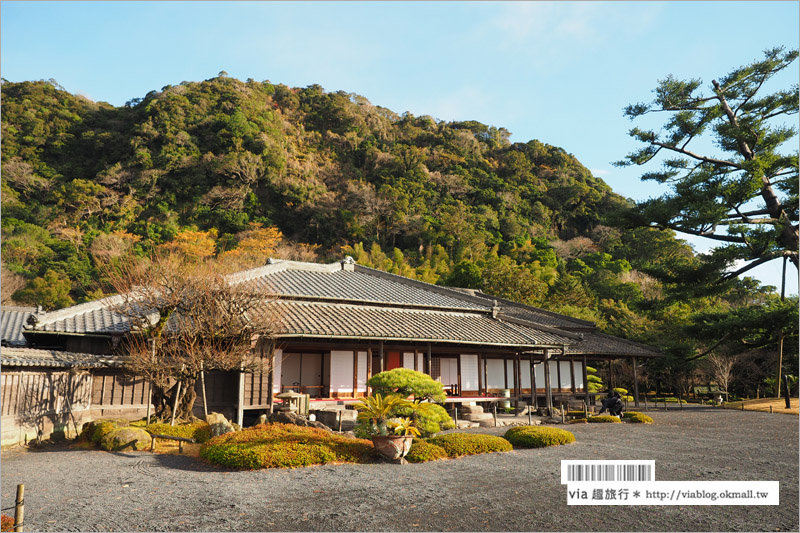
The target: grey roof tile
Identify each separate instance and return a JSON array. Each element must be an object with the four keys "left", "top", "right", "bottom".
[
  {"left": 272, "top": 300, "right": 575, "bottom": 347},
  {"left": 1, "top": 346, "right": 125, "bottom": 368},
  {"left": 1, "top": 306, "right": 36, "bottom": 346},
  {"left": 567, "top": 331, "right": 661, "bottom": 357}
]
